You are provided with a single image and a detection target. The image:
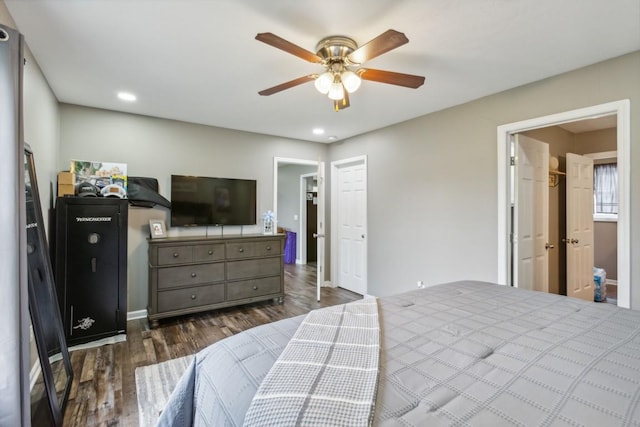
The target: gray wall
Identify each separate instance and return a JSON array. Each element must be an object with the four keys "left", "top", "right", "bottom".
[
  {"left": 1, "top": 4, "right": 59, "bottom": 233},
  {"left": 5, "top": 0, "right": 640, "bottom": 311},
  {"left": 59, "top": 105, "right": 328, "bottom": 311},
  {"left": 277, "top": 164, "right": 316, "bottom": 231},
  {"left": 327, "top": 51, "right": 640, "bottom": 307},
  {"left": 594, "top": 221, "right": 617, "bottom": 281}
]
